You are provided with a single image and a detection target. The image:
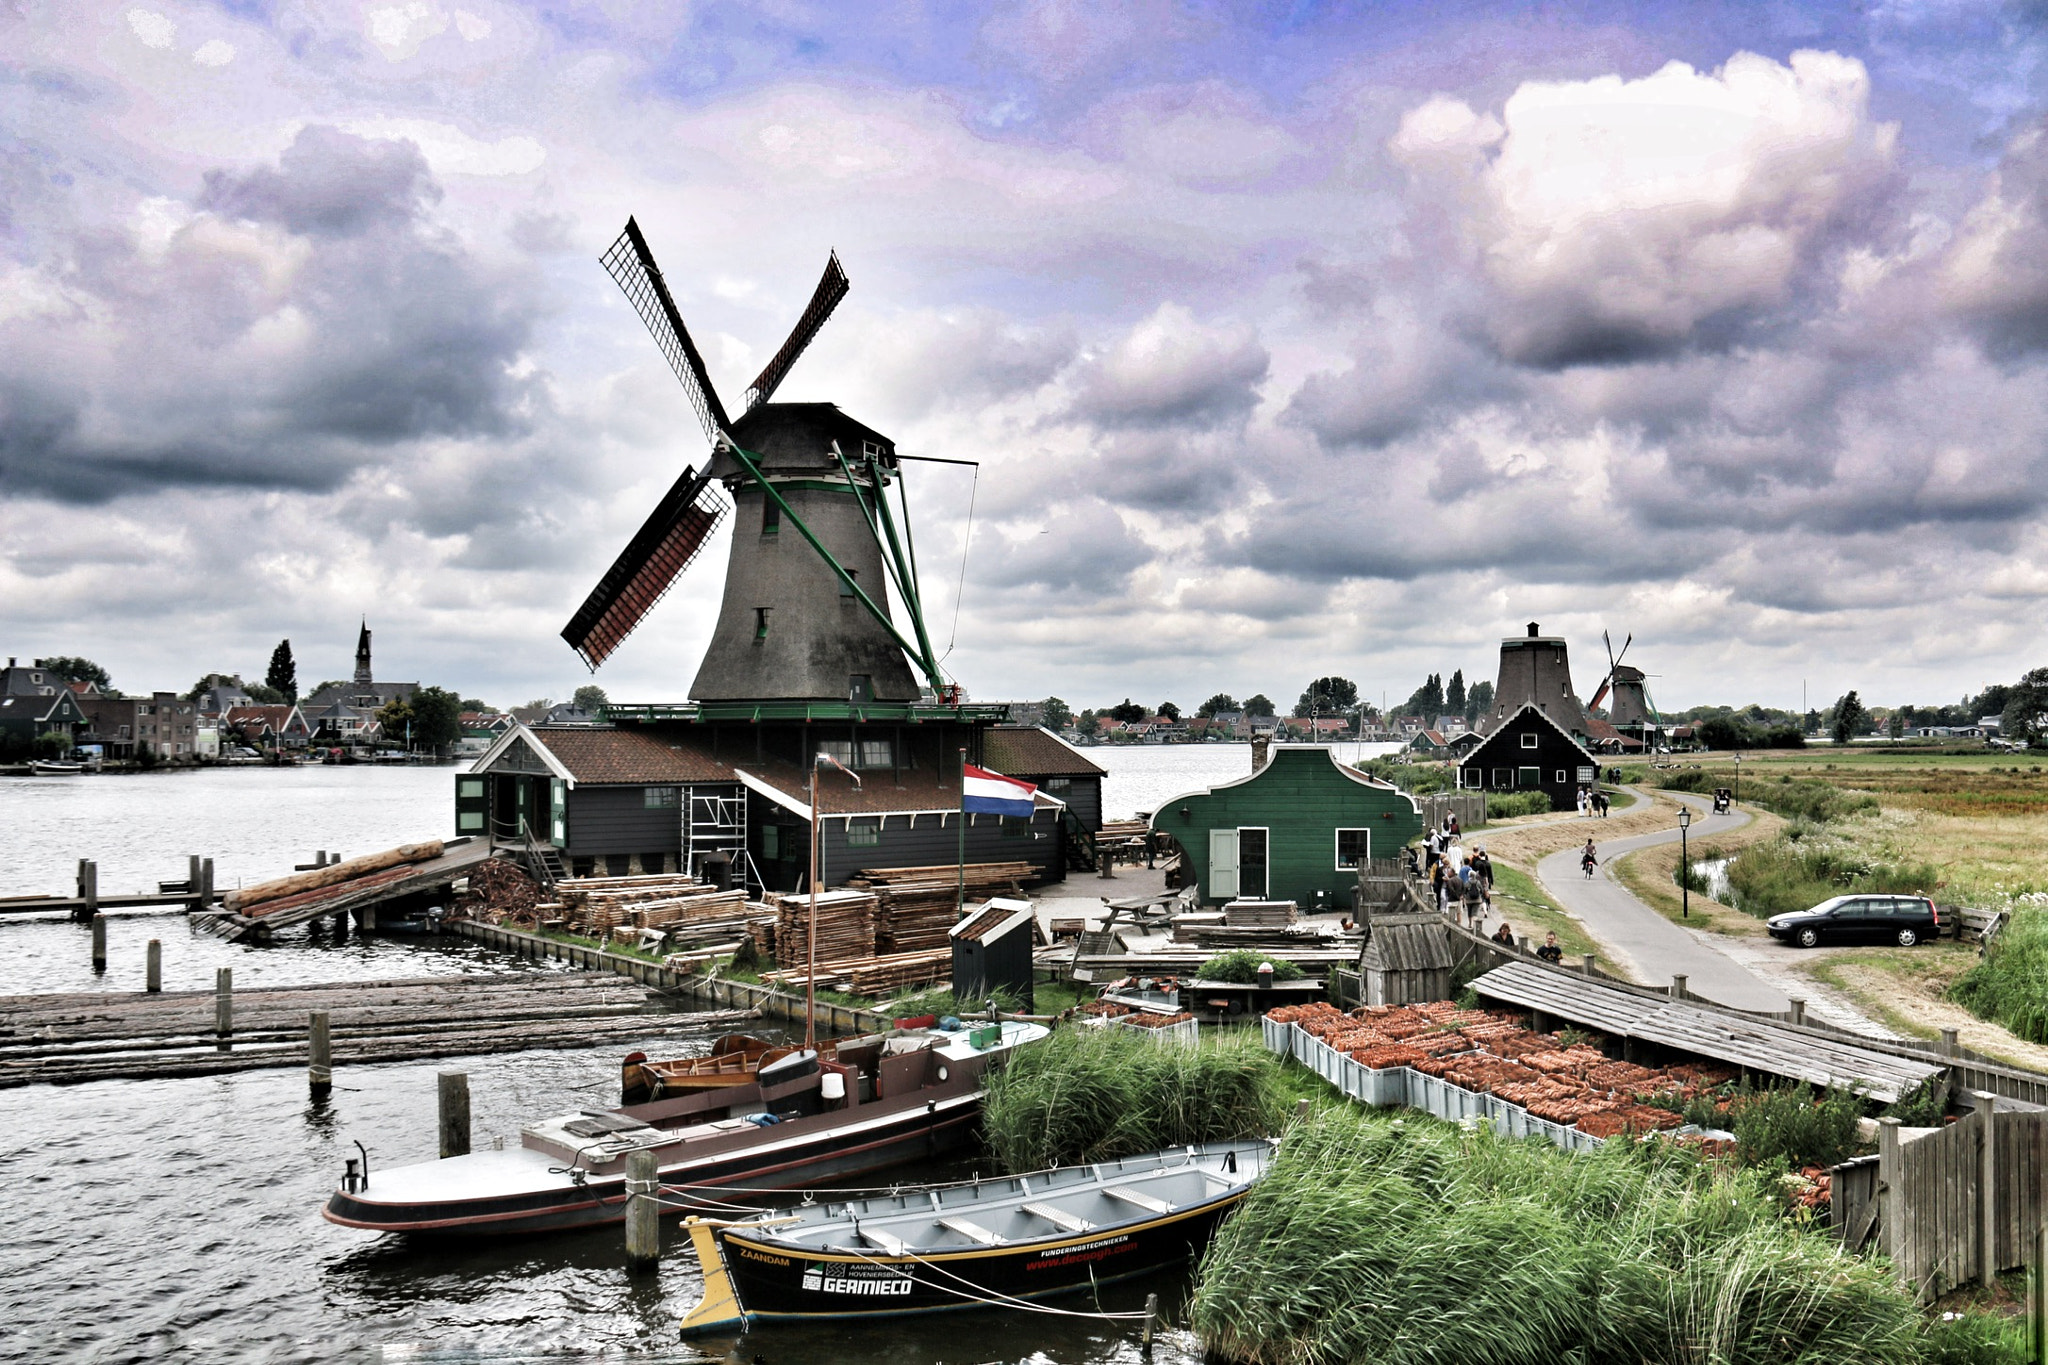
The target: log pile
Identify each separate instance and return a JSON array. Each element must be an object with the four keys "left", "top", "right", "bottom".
[
  {"left": 547, "top": 873, "right": 750, "bottom": 932},
  {"left": 769, "top": 888, "right": 877, "bottom": 968},
  {"left": 849, "top": 862, "right": 1035, "bottom": 955},
  {"left": 225, "top": 841, "right": 444, "bottom": 915},
  {"left": 761, "top": 948, "right": 950, "bottom": 995},
  {"left": 461, "top": 856, "right": 541, "bottom": 923},
  {"left": 0, "top": 973, "right": 756, "bottom": 1087},
  {"left": 1267, "top": 1000, "right": 1738, "bottom": 1137}
]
